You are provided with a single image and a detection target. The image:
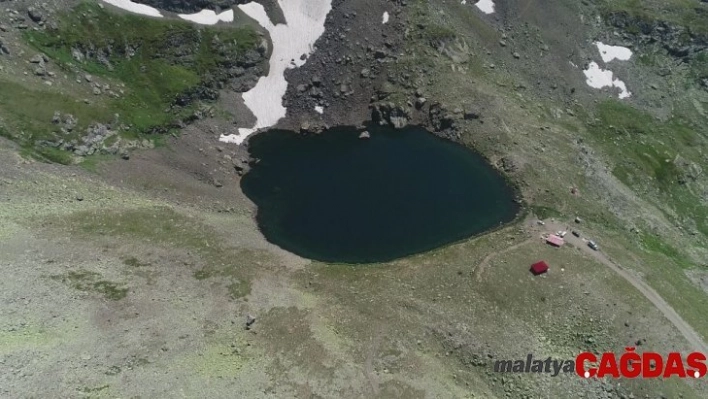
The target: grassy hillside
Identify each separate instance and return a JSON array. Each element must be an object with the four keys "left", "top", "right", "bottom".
[{"left": 0, "top": 2, "right": 260, "bottom": 163}]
